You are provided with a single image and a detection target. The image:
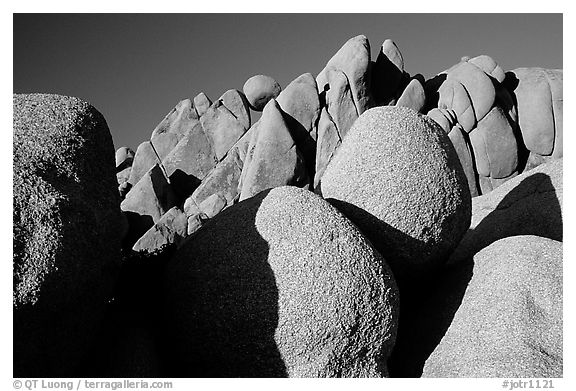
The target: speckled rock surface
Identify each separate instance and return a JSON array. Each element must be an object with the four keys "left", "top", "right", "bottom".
[
  {"left": 449, "top": 158, "right": 562, "bottom": 263},
  {"left": 243, "top": 74, "right": 282, "bottom": 111},
  {"left": 423, "top": 235, "right": 562, "bottom": 377},
  {"left": 13, "top": 93, "right": 123, "bottom": 376},
  {"left": 320, "top": 106, "right": 471, "bottom": 277},
  {"left": 163, "top": 186, "right": 399, "bottom": 377}
]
